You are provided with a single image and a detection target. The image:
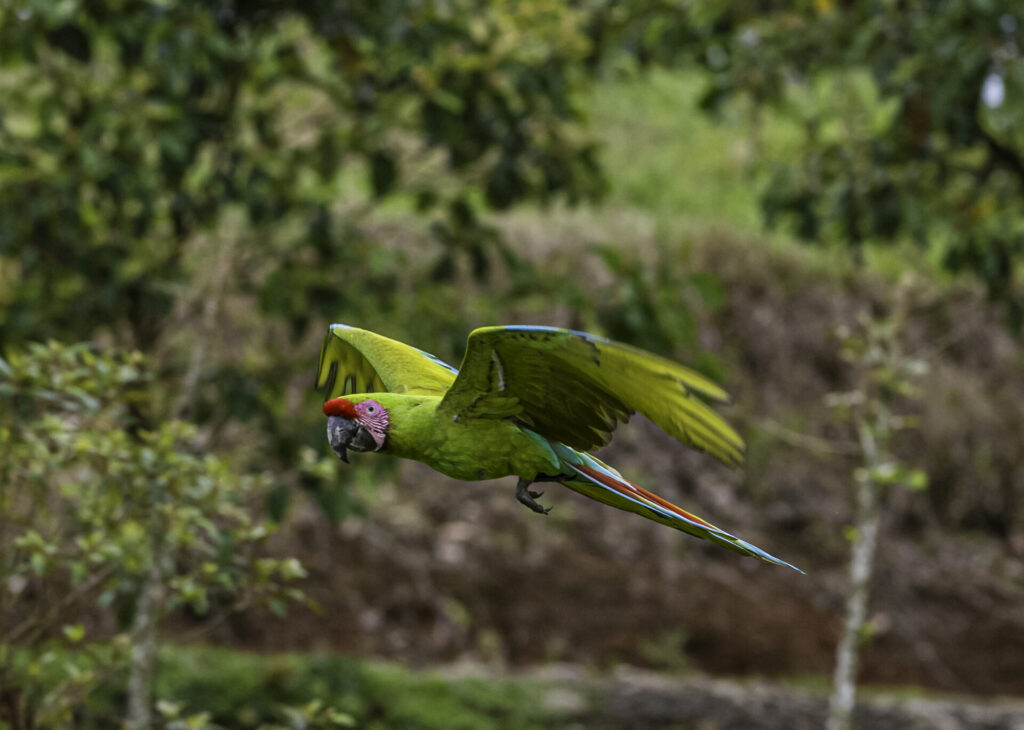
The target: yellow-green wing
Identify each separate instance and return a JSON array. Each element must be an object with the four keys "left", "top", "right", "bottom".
[
  {"left": 316, "top": 324, "right": 458, "bottom": 400},
  {"left": 439, "top": 326, "right": 743, "bottom": 465}
]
